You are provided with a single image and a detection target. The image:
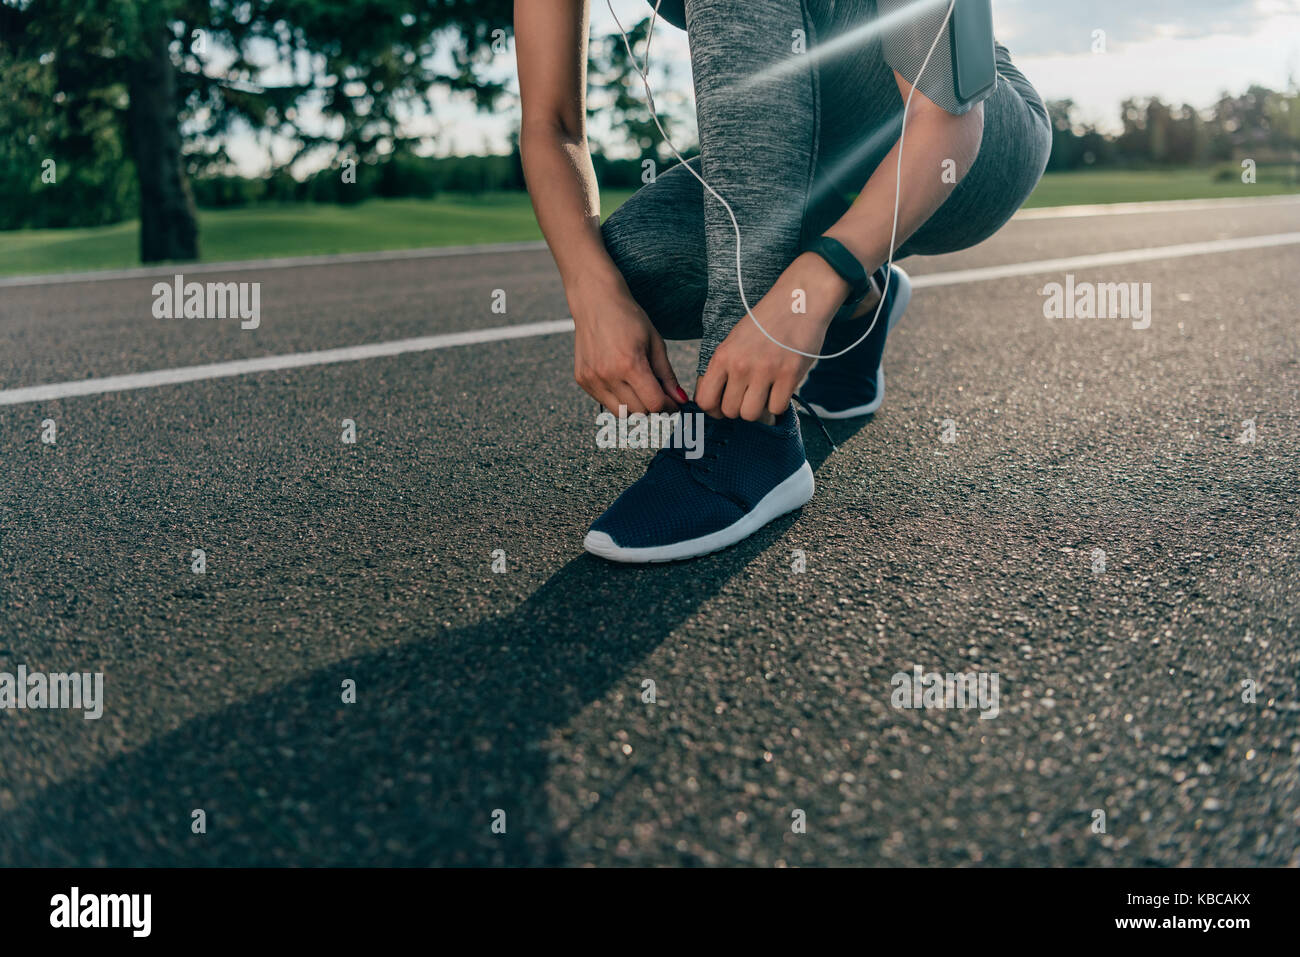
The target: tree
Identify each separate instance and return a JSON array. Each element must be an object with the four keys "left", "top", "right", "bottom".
[
  {"left": 0, "top": 23, "right": 138, "bottom": 229},
  {"left": 1044, "top": 99, "right": 1111, "bottom": 171},
  {"left": 1, "top": 0, "right": 514, "bottom": 260},
  {"left": 586, "top": 15, "right": 689, "bottom": 163}
]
